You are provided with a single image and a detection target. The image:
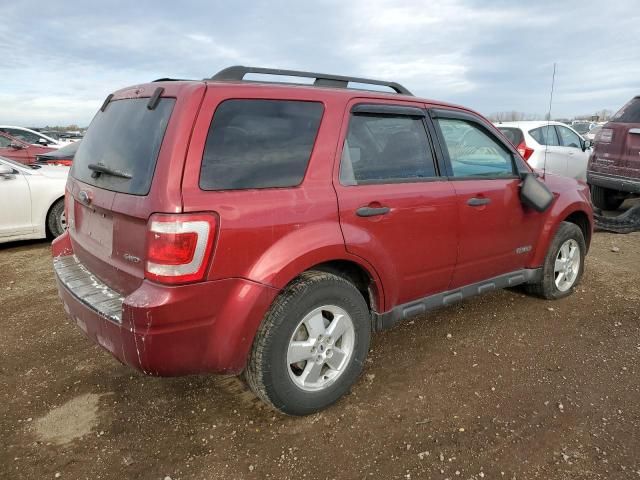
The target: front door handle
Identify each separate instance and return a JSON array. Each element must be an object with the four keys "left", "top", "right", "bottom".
[
  {"left": 467, "top": 197, "right": 491, "bottom": 207},
  {"left": 356, "top": 206, "right": 390, "bottom": 217}
]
